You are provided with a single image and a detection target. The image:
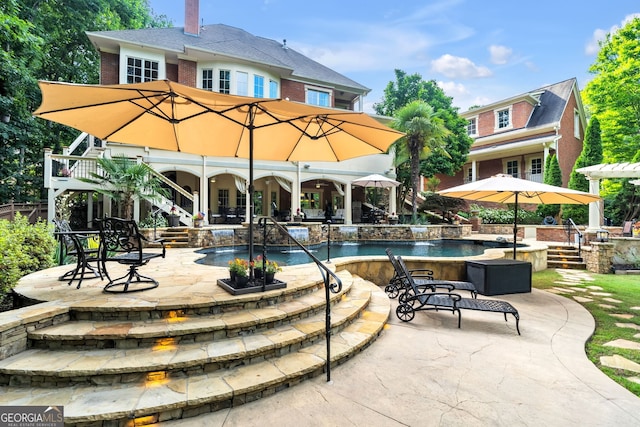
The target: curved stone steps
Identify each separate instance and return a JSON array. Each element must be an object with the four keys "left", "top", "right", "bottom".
[
  {"left": 0, "top": 279, "right": 390, "bottom": 426},
  {"left": 0, "top": 278, "right": 372, "bottom": 386},
  {"left": 26, "top": 273, "right": 353, "bottom": 350}
]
